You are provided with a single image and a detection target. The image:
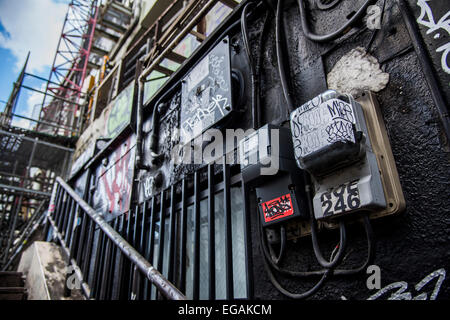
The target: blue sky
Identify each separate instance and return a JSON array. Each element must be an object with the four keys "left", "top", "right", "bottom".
[{"left": 0, "top": 0, "right": 70, "bottom": 128}]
